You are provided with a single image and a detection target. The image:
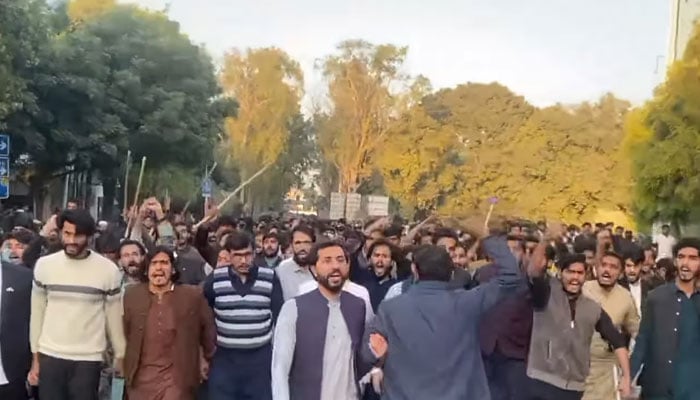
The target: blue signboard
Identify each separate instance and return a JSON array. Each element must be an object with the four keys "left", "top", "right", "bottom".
[
  {"left": 0, "top": 135, "right": 8, "bottom": 157},
  {"left": 0, "top": 177, "right": 7, "bottom": 199},
  {"left": 201, "top": 177, "right": 213, "bottom": 198},
  {"left": 0, "top": 158, "right": 8, "bottom": 178}
]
